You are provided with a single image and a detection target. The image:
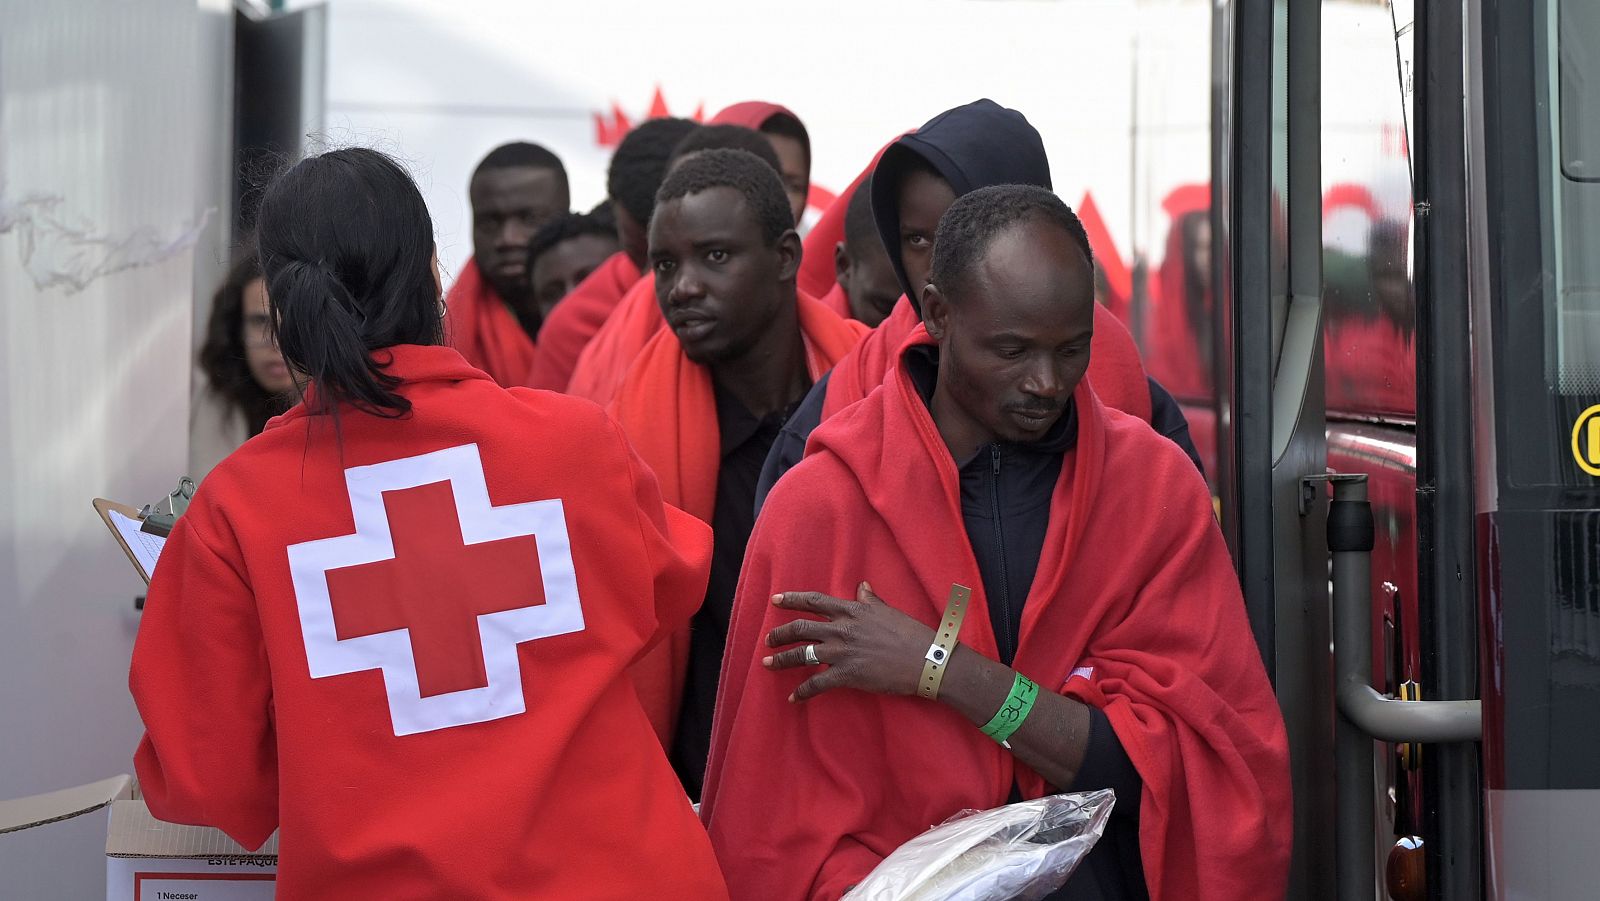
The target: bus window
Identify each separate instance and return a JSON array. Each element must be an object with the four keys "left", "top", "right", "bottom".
[
  {"left": 1554, "top": 0, "right": 1600, "bottom": 399},
  {"left": 1323, "top": 0, "right": 1418, "bottom": 423},
  {"left": 1558, "top": 0, "right": 1600, "bottom": 184},
  {"left": 1485, "top": 0, "right": 1600, "bottom": 488}
]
